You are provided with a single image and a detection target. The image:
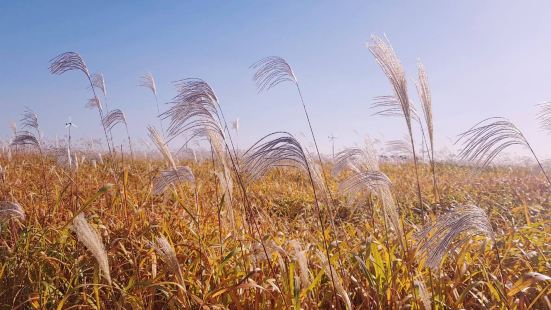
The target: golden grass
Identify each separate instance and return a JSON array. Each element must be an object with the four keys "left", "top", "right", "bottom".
[{"left": 0, "top": 153, "right": 549, "bottom": 309}]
